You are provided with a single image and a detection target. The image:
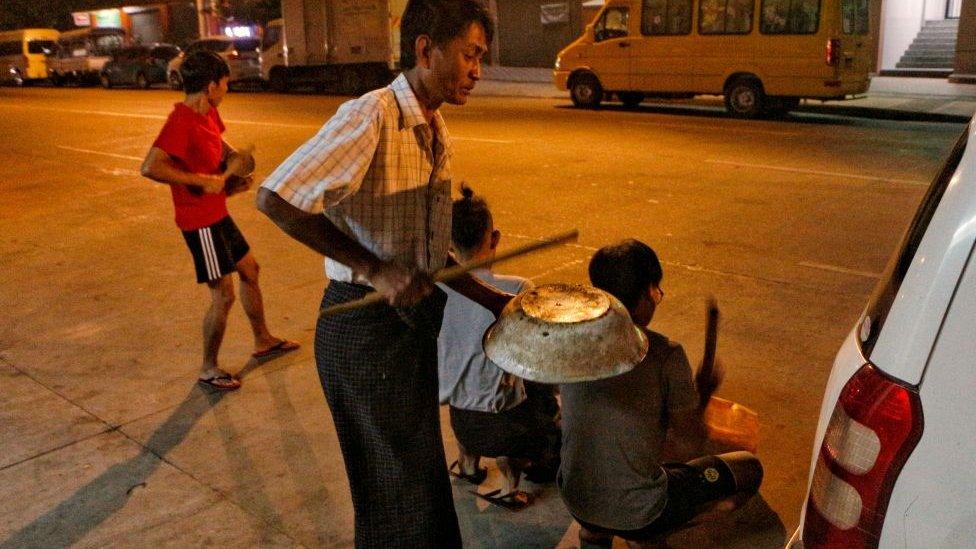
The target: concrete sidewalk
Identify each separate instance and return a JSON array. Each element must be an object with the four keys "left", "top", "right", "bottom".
[{"left": 477, "top": 66, "right": 976, "bottom": 121}]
